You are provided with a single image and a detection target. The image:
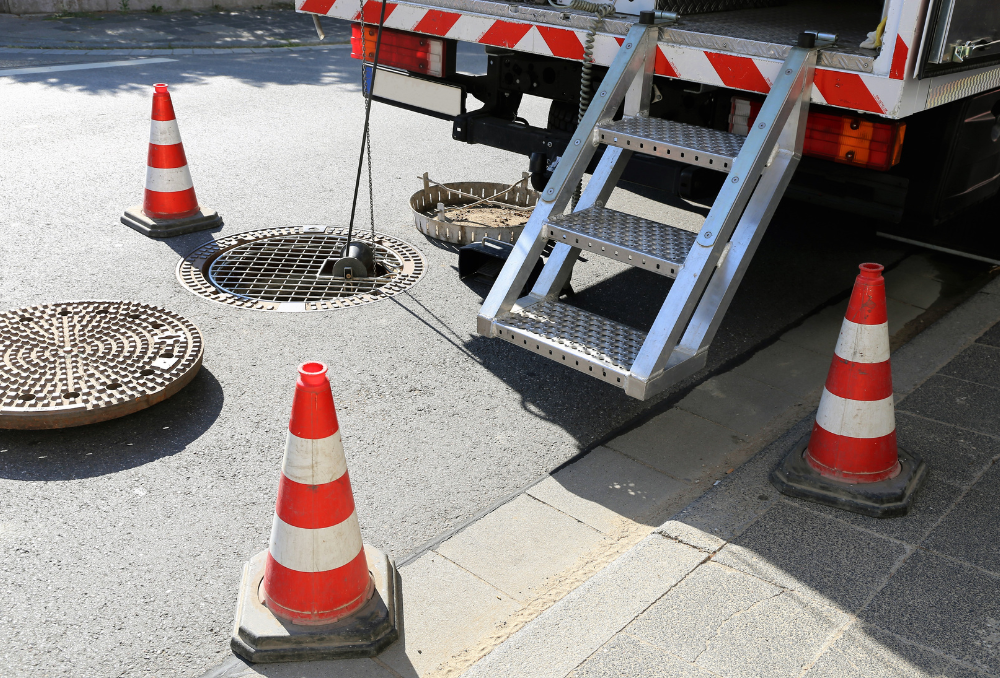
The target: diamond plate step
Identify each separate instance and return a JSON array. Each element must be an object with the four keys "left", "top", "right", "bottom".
[
  {"left": 545, "top": 206, "right": 697, "bottom": 278},
  {"left": 597, "top": 117, "right": 745, "bottom": 172},
  {"left": 494, "top": 299, "right": 646, "bottom": 388}
]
